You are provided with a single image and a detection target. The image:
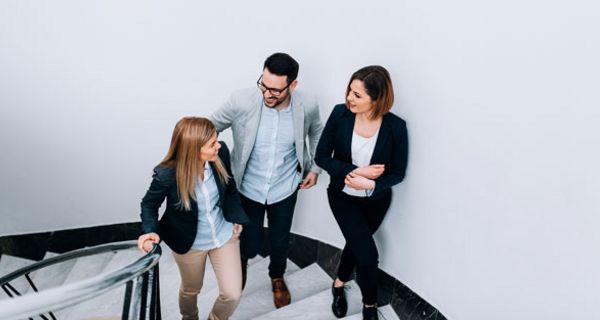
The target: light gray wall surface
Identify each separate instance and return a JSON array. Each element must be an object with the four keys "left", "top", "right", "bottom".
[{"left": 1, "top": 1, "right": 599, "bottom": 319}]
